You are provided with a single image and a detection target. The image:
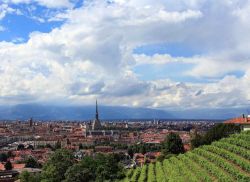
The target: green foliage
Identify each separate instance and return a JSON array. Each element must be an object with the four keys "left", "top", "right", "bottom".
[
  {"left": 0, "top": 153, "right": 8, "bottom": 162},
  {"left": 27, "top": 145, "right": 34, "bottom": 150},
  {"left": 191, "top": 123, "right": 241, "bottom": 149},
  {"left": 75, "top": 153, "right": 125, "bottom": 182},
  {"left": 147, "top": 163, "right": 156, "bottom": 182},
  {"left": 78, "top": 143, "right": 83, "bottom": 149},
  {"left": 178, "top": 154, "right": 212, "bottom": 182},
  {"left": 212, "top": 141, "right": 250, "bottom": 163},
  {"left": 138, "top": 165, "right": 147, "bottom": 182},
  {"left": 4, "top": 161, "right": 12, "bottom": 170},
  {"left": 55, "top": 141, "right": 61, "bottom": 150},
  {"left": 128, "top": 147, "right": 134, "bottom": 158},
  {"left": 156, "top": 154, "right": 165, "bottom": 162},
  {"left": 139, "top": 145, "right": 146, "bottom": 154},
  {"left": 169, "top": 157, "right": 200, "bottom": 182},
  {"left": 128, "top": 143, "right": 161, "bottom": 156},
  {"left": 63, "top": 164, "right": 90, "bottom": 182},
  {"left": 17, "top": 144, "right": 25, "bottom": 150},
  {"left": 130, "top": 167, "right": 141, "bottom": 182},
  {"left": 194, "top": 147, "right": 250, "bottom": 181},
  {"left": 126, "top": 168, "right": 134, "bottom": 180},
  {"left": 190, "top": 133, "right": 203, "bottom": 149},
  {"left": 124, "top": 131, "right": 250, "bottom": 182},
  {"left": 25, "top": 157, "right": 41, "bottom": 168},
  {"left": 221, "top": 137, "right": 250, "bottom": 150},
  {"left": 19, "top": 171, "right": 41, "bottom": 182},
  {"left": 155, "top": 162, "right": 166, "bottom": 182},
  {"left": 41, "top": 149, "right": 74, "bottom": 182},
  {"left": 162, "top": 132, "right": 184, "bottom": 155},
  {"left": 186, "top": 152, "right": 233, "bottom": 181}
]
